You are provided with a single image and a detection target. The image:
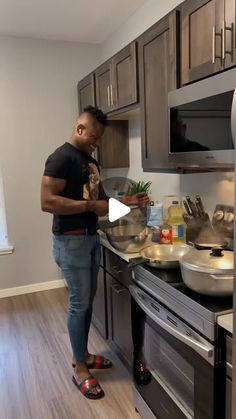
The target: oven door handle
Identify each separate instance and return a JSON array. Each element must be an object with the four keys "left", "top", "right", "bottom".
[{"left": 129, "top": 285, "right": 214, "bottom": 363}]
